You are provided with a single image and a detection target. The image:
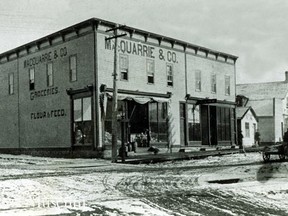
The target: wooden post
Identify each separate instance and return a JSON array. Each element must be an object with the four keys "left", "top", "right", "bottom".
[
  {"left": 111, "top": 26, "right": 119, "bottom": 163},
  {"left": 105, "top": 25, "right": 127, "bottom": 163}
]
